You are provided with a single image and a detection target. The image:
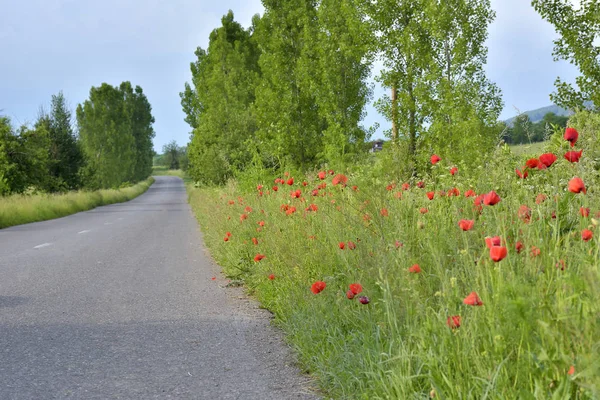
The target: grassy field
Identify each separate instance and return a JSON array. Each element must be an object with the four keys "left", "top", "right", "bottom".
[
  {"left": 187, "top": 129, "right": 599, "bottom": 398},
  {"left": 152, "top": 166, "right": 186, "bottom": 178},
  {"left": 510, "top": 141, "right": 547, "bottom": 156},
  {"left": 0, "top": 177, "right": 154, "bottom": 229}
]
